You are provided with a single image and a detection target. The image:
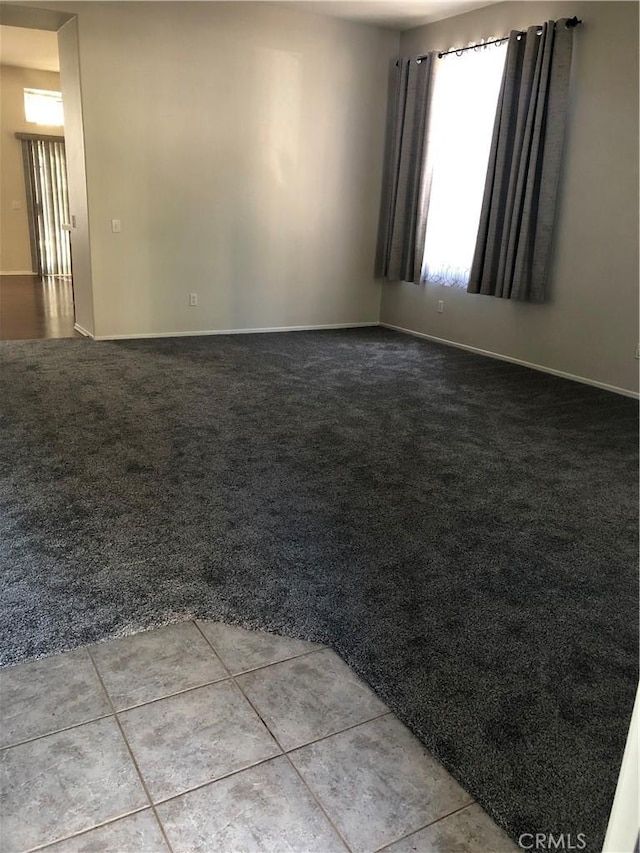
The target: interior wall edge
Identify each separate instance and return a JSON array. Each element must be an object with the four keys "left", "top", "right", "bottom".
[{"left": 57, "top": 14, "right": 95, "bottom": 337}]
